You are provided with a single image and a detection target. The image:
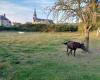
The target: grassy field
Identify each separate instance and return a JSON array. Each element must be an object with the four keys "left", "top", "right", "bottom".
[{"left": 0, "top": 32, "right": 100, "bottom": 80}]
